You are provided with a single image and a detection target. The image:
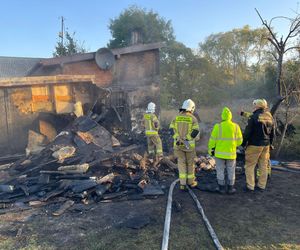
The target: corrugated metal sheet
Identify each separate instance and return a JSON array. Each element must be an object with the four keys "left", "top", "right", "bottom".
[{"left": 0, "top": 56, "right": 43, "bottom": 78}]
